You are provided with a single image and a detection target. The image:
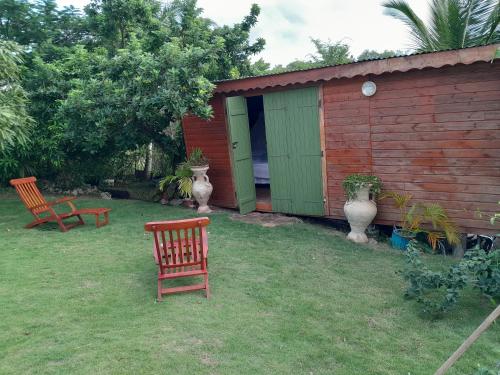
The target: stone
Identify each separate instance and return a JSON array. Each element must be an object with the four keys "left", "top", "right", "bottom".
[
  {"left": 100, "top": 192, "right": 112, "bottom": 200},
  {"left": 169, "top": 199, "right": 183, "bottom": 206}
]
